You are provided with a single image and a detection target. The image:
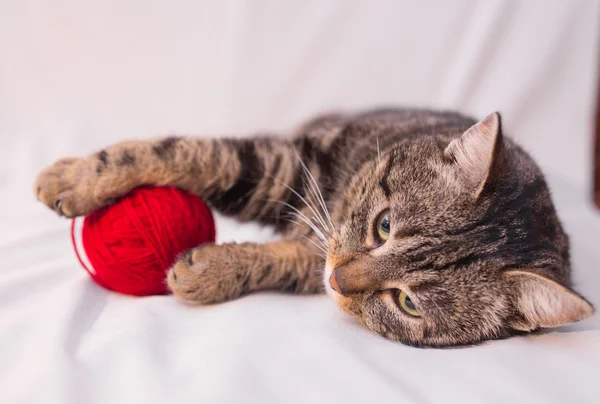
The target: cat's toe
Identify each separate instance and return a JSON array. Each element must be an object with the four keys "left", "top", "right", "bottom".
[
  {"left": 35, "top": 168, "right": 71, "bottom": 216},
  {"left": 55, "top": 200, "right": 64, "bottom": 217},
  {"left": 34, "top": 157, "right": 99, "bottom": 217},
  {"left": 168, "top": 244, "right": 243, "bottom": 305},
  {"left": 167, "top": 246, "right": 215, "bottom": 303}
]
